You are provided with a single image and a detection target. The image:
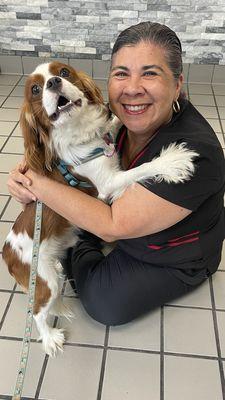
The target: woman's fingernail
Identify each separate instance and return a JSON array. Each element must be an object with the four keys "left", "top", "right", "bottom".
[{"left": 32, "top": 196, "right": 36, "bottom": 201}]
